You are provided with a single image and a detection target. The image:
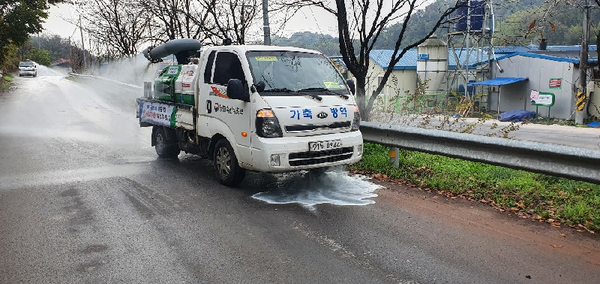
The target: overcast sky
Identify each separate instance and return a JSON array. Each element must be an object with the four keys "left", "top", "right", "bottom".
[{"left": 43, "top": 5, "right": 78, "bottom": 38}]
